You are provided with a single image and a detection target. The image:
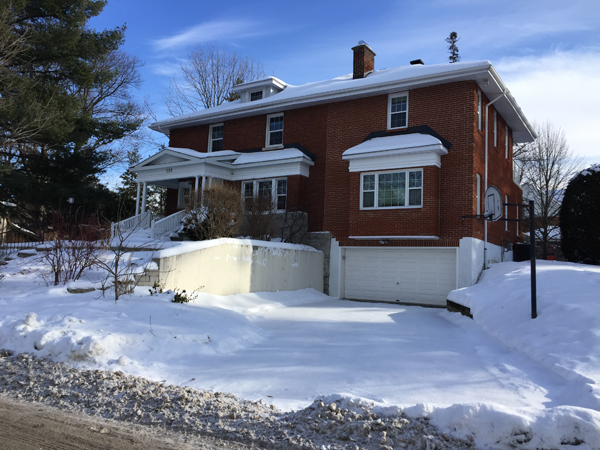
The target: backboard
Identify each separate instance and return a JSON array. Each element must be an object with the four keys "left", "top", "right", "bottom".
[{"left": 484, "top": 185, "right": 502, "bottom": 221}]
